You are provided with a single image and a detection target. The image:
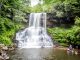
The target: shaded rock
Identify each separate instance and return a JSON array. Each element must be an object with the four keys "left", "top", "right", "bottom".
[{"left": 8, "top": 47, "right": 15, "bottom": 51}]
